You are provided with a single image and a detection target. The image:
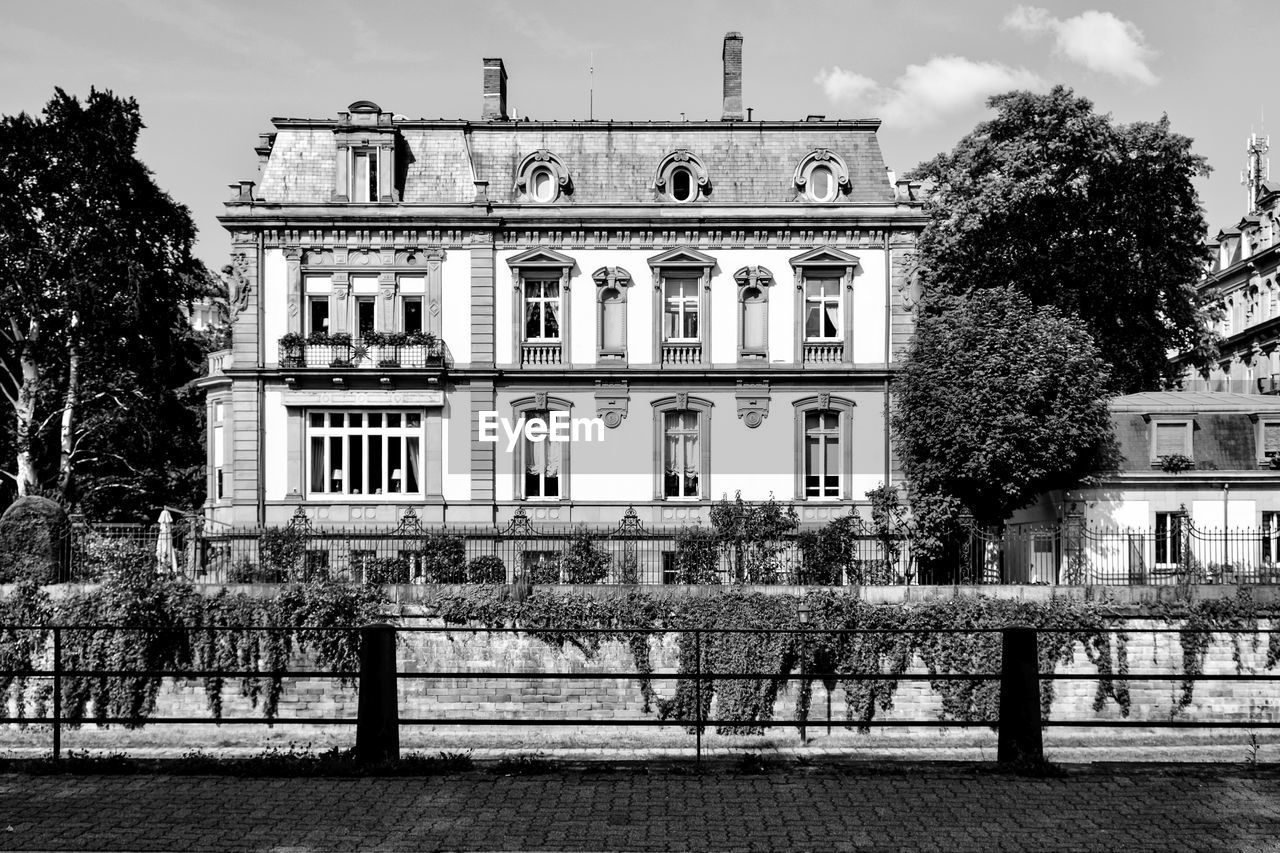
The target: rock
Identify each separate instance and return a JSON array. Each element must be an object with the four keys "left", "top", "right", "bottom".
[{"left": 0, "top": 496, "right": 70, "bottom": 583}]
